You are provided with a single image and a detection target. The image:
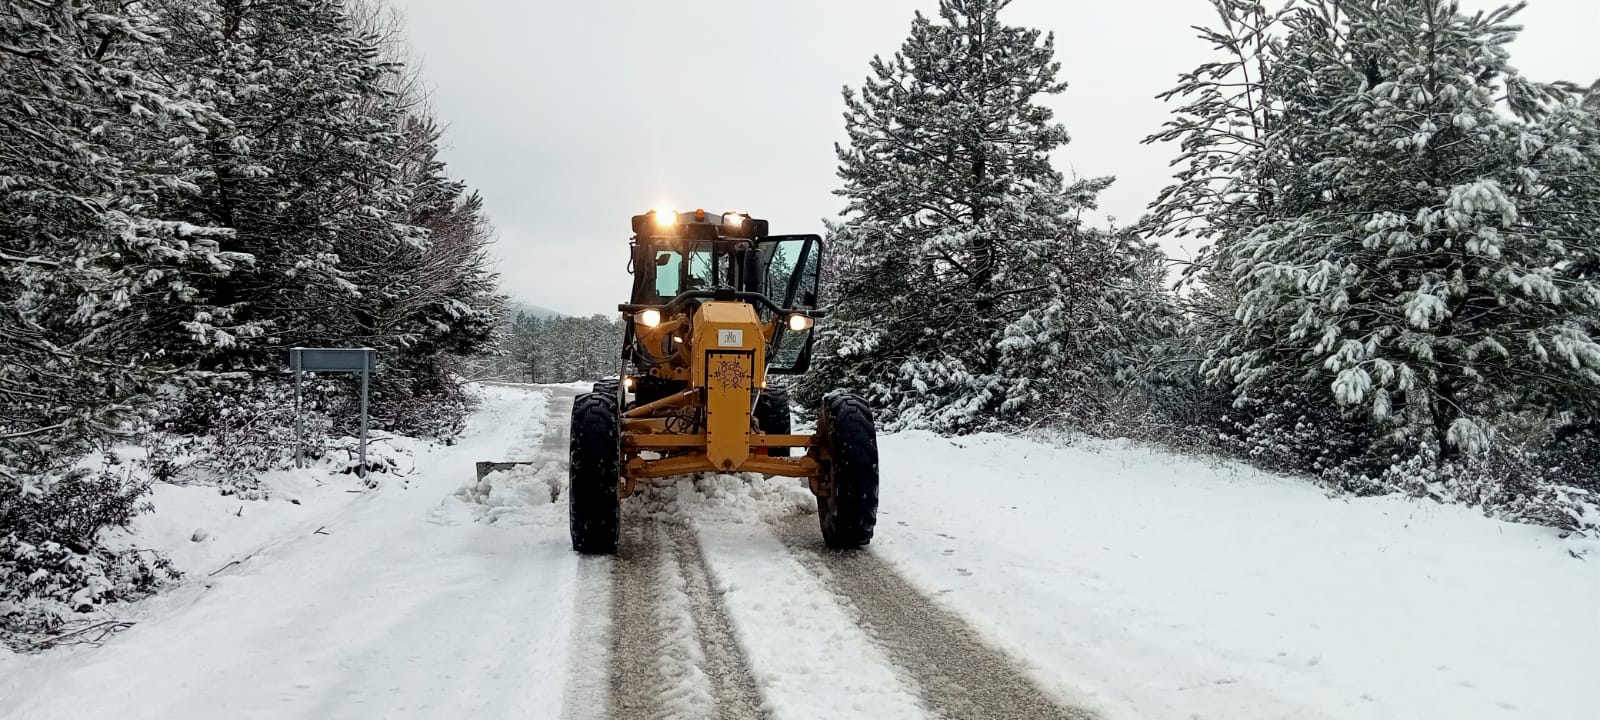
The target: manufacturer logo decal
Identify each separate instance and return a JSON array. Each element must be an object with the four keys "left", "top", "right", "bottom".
[
  {"left": 713, "top": 359, "right": 750, "bottom": 390},
  {"left": 717, "top": 329, "right": 744, "bottom": 347}
]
